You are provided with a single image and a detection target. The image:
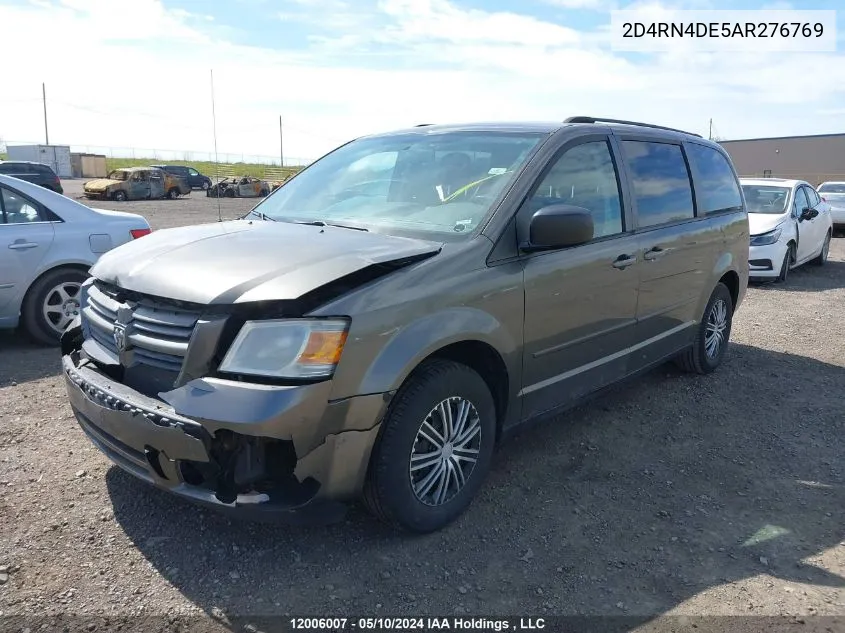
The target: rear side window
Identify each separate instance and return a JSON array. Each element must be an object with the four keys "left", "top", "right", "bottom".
[
  {"left": 0, "top": 163, "right": 22, "bottom": 174},
  {"left": 0, "top": 187, "right": 43, "bottom": 224},
  {"left": 686, "top": 143, "right": 742, "bottom": 214},
  {"left": 621, "top": 141, "right": 694, "bottom": 228}
]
